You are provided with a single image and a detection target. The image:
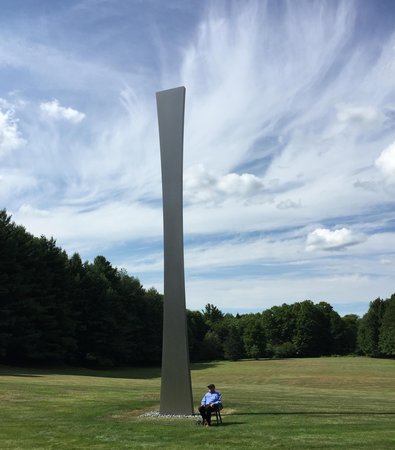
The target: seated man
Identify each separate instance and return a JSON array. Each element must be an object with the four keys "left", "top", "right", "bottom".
[{"left": 198, "top": 383, "right": 222, "bottom": 426}]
